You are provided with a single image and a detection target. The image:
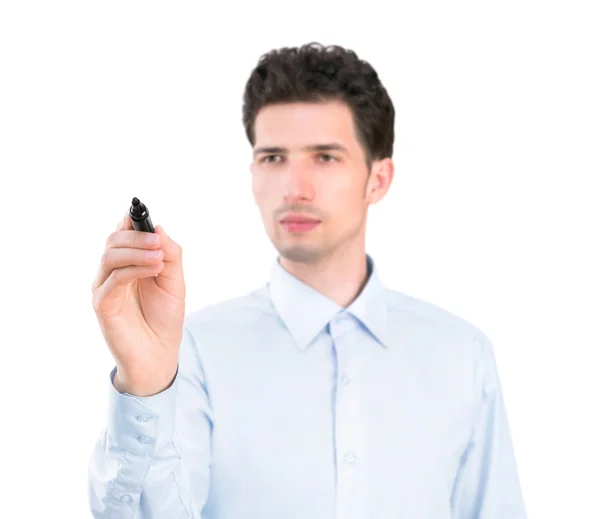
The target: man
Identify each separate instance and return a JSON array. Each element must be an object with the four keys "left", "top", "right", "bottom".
[{"left": 89, "top": 42, "right": 527, "bottom": 518}]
